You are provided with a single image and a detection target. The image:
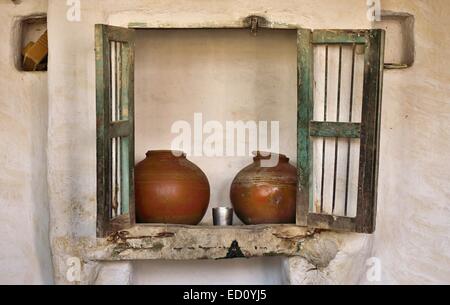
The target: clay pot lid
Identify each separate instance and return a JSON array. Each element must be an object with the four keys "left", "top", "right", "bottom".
[
  {"left": 252, "top": 151, "right": 289, "bottom": 162},
  {"left": 145, "top": 150, "right": 186, "bottom": 158}
]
